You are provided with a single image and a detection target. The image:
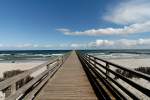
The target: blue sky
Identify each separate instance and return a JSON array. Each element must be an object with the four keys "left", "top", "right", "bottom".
[{"left": 0, "top": 0, "right": 150, "bottom": 50}]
